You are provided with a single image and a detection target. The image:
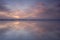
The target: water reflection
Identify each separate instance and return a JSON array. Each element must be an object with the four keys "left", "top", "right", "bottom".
[{"left": 0, "top": 21, "right": 60, "bottom": 40}]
